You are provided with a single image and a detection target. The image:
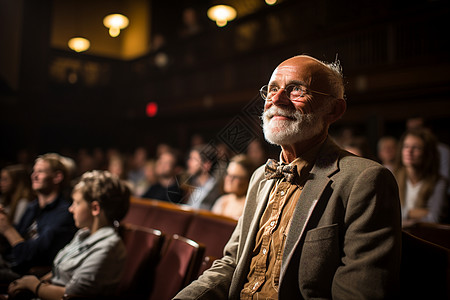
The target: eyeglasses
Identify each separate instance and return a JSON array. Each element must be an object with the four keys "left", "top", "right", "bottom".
[
  {"left": 259, "top": 84, "right": 333, "bottom": 102},
  {"left": 225, "top": 173, "right": 247, "bottom": 181}
]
